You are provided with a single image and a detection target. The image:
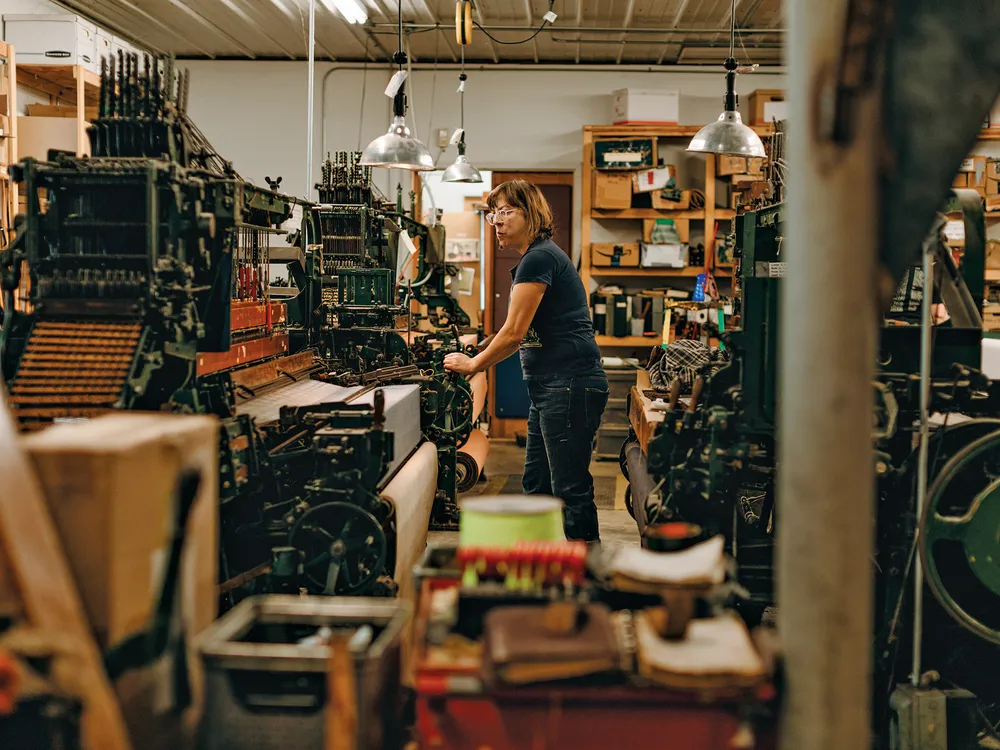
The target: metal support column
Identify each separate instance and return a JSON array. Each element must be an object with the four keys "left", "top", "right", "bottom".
[
  {"left": 305, "top": 0, "right": 316, "bottom": 200},
  {"left": 777, "top": 0, "right": 880, "bottom": 747}
]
